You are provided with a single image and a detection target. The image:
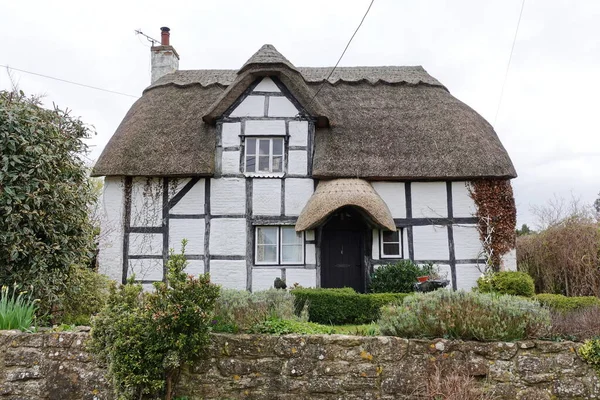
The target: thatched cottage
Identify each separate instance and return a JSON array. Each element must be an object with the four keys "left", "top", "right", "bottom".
[{"left": 93, "top": 28, "right": 517, "bottom": 292}]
